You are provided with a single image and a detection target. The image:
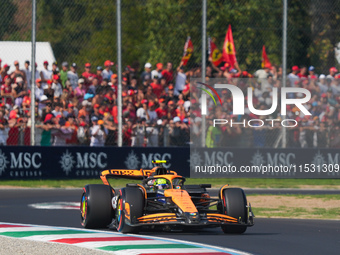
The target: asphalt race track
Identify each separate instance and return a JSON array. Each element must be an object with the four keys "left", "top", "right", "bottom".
[{"left": 0, "top": 189, "right": 339, "bottom": 255}]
